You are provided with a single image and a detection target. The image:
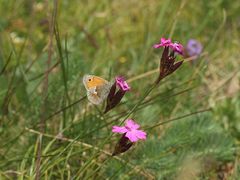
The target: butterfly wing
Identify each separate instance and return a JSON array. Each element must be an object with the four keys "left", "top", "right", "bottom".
[
  {"left": 83, "top": 75, "right": 112, "bottom": 104},
  {"left": 87, "top": 84, "right": 111, "bottom": 104}
]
